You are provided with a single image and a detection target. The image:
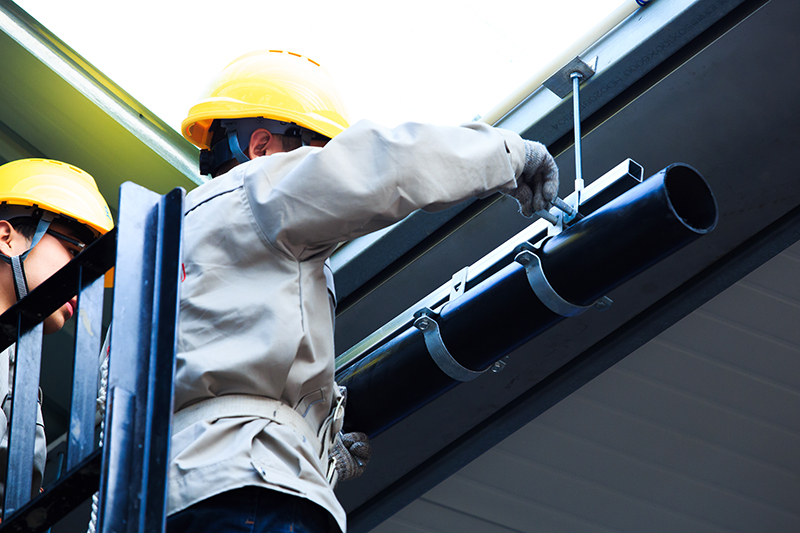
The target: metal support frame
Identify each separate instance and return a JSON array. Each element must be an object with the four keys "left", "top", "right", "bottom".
[
  {"left": 538, "top": 55, "right": 598, "bottom": 228},
  {"left": 97, "top": 183, "right": 184, "bottom": 533},
  {"left": 336, "top": 158, "right": 643, "bottom": 372},
  {"left": 0, "top": 183, "right": 184, "bottom": 533},
  {"left": 338, "top": 163, "right": 718, "bottom": 438},
  {"left": 0, "top": 228, "right": 117, "bottom": 520}
]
